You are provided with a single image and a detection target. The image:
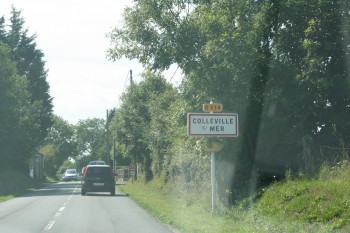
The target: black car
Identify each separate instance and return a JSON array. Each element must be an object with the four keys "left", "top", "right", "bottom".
[
  {"left": 88, "top": 160, "right": 106, "bottom": 165},
  {"left": 81, "top": 165, "right": 115, "bottom": 196}
]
